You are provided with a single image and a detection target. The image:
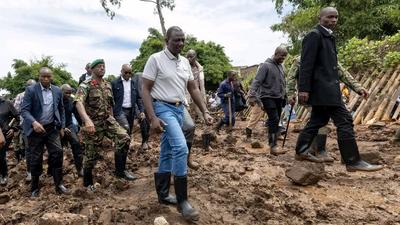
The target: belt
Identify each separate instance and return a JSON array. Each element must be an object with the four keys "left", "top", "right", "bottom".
[
  {"left": 153, "top": 99, "right": 183, "bottom": 107},
  {"left": 122, "top": 107, "right": 132, "bottom": 110},
  {"left": 42, "top": 122, "right": 55, "bottom": 130}
]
